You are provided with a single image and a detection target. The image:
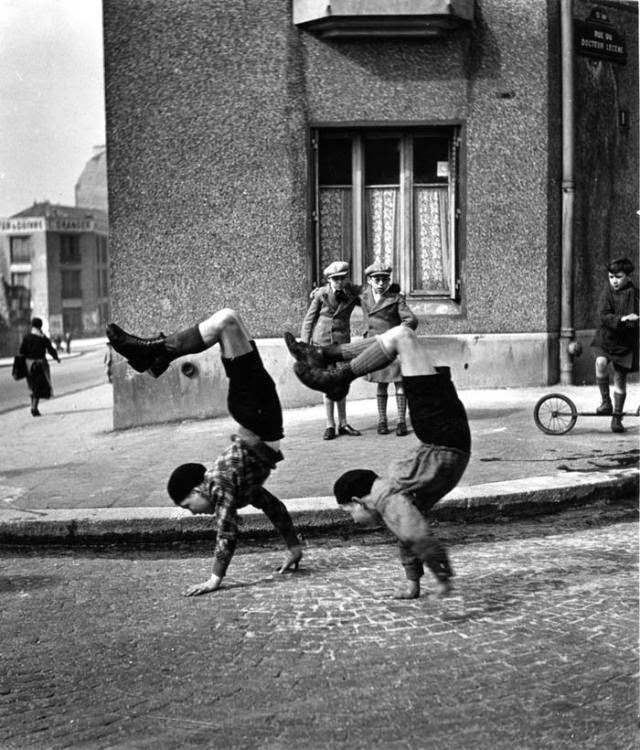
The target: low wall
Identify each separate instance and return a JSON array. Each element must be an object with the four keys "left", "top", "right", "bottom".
[{"left": 113, "top": 331, "right": 571, "bottom": 429}]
